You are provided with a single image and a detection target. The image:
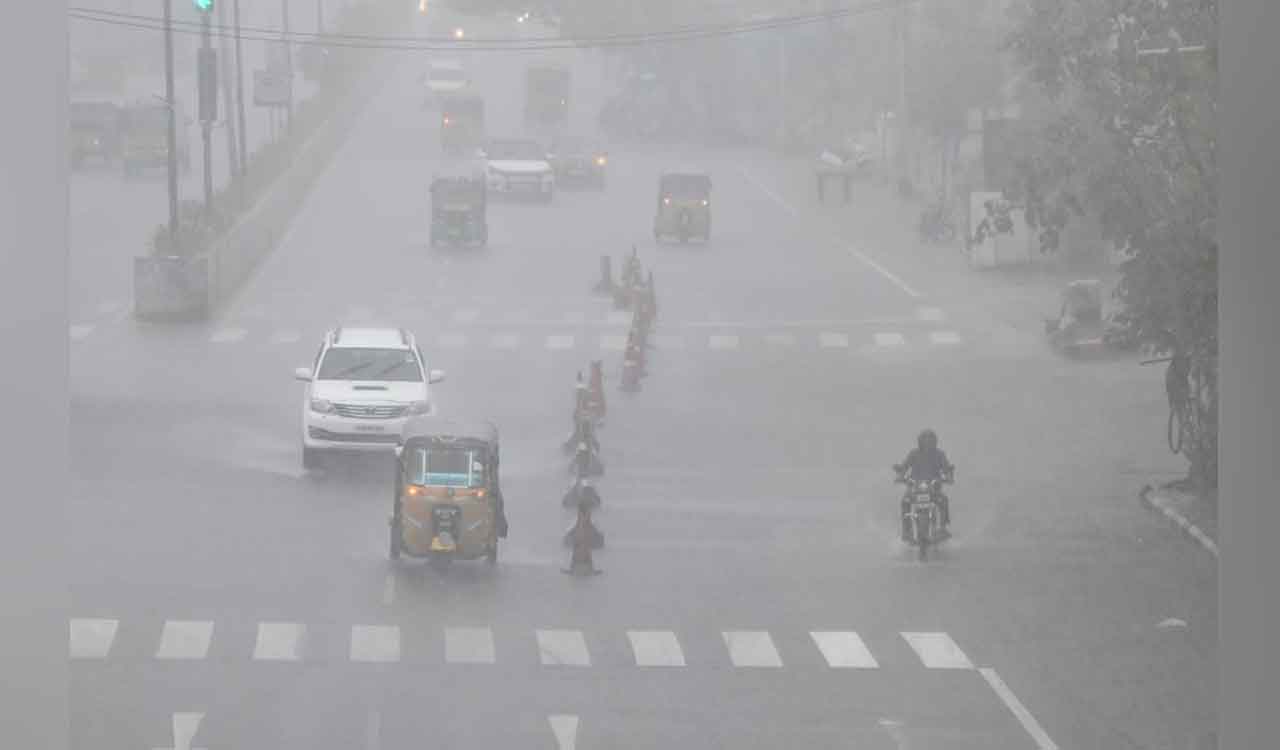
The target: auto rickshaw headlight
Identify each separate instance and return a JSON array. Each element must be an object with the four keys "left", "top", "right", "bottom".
[
  {"left": 663, "top": 197, "right": 671, "bottom": 205},
  {"left": 595, "top": 155, "right": 606, "bottom": 165},
  {"left": 406, "top": 484, "right": 425, "bottom": 497},
  {"left": 309, "top": 398, "right": 334, "bottom": 413},
  {"left": 701, "top": 199, "right": 709, "bottom": 206}
]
